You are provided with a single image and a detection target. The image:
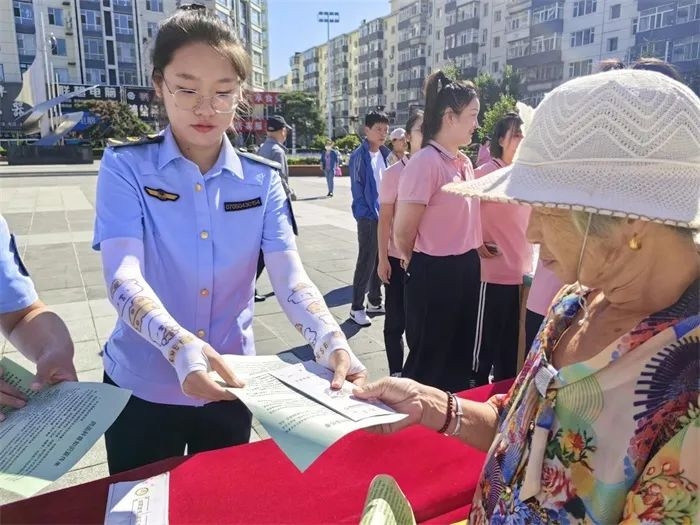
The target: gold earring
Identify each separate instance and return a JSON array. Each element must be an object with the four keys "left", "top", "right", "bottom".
[{"left": 628, "top": 234, "right": 641, "bottom": 251}]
